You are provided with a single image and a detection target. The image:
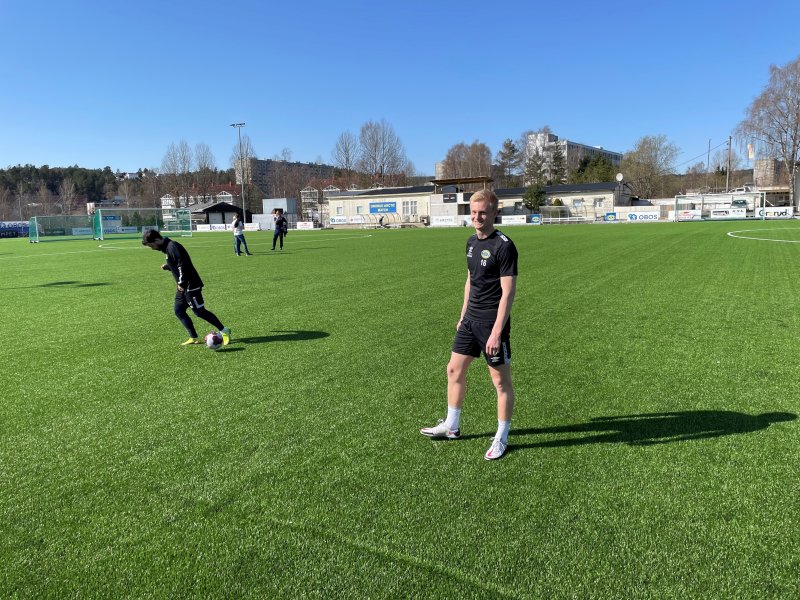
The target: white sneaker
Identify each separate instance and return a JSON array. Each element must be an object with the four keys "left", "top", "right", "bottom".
[
  {"left": 420, "top": 419, "right": 460, "bottom": 439},
  {"left": 484, "top": 438, "right": 507, "bottom": 460}
]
